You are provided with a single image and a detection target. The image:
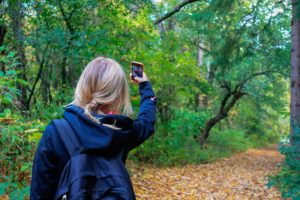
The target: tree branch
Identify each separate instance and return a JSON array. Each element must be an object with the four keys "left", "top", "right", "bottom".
[
  {"left": 240, "top": 70, "right": 277, "bottom": 87},
  {"left": 68, "top": 6, "right": 78, "bottom": 21},
  {"left": 219, "top": 90, "right": 232, "bottom": 114},
  {"left": 189, "top": 39, "right": 211, "bottom": 52},
  {"left": 223, "top": 91, "right": 245, "bottom": 114},
  {"left": 27, "top": 43, "right": 50, "bottom": 105},
  {"left": 57, "top": 1, "right": 76, "bottom": 34},
  {"left": 154, "top": 0, "right": 201, "bottom": 24}
]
